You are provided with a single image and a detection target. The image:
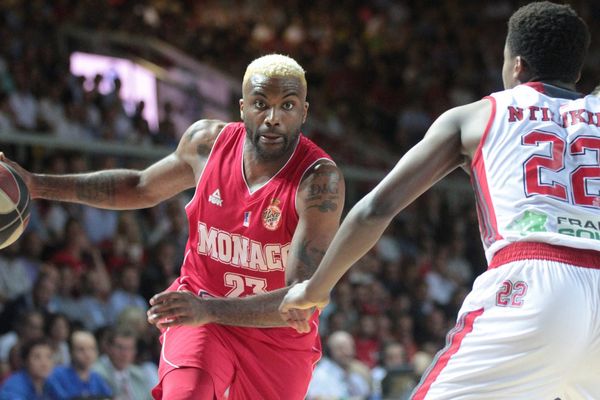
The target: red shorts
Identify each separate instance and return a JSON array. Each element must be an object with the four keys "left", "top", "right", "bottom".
[{"left": 151, "top": 284, "right": 321, "bottom": 399}]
